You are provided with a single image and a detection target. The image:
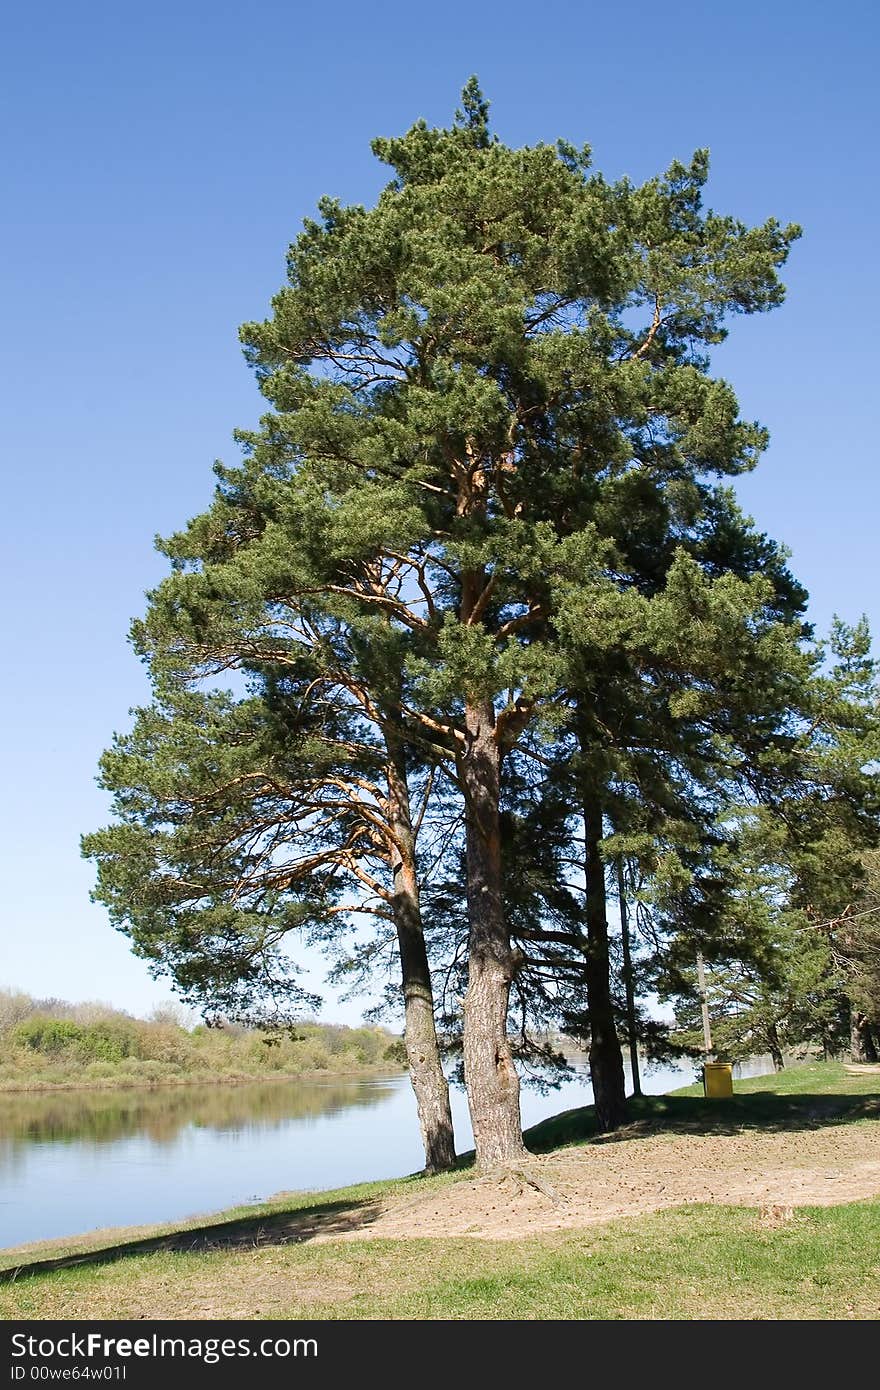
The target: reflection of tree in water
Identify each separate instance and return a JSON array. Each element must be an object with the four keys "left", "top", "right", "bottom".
[{"left": 0, "top": 1077, "right": 401, "bottom": 1151}]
